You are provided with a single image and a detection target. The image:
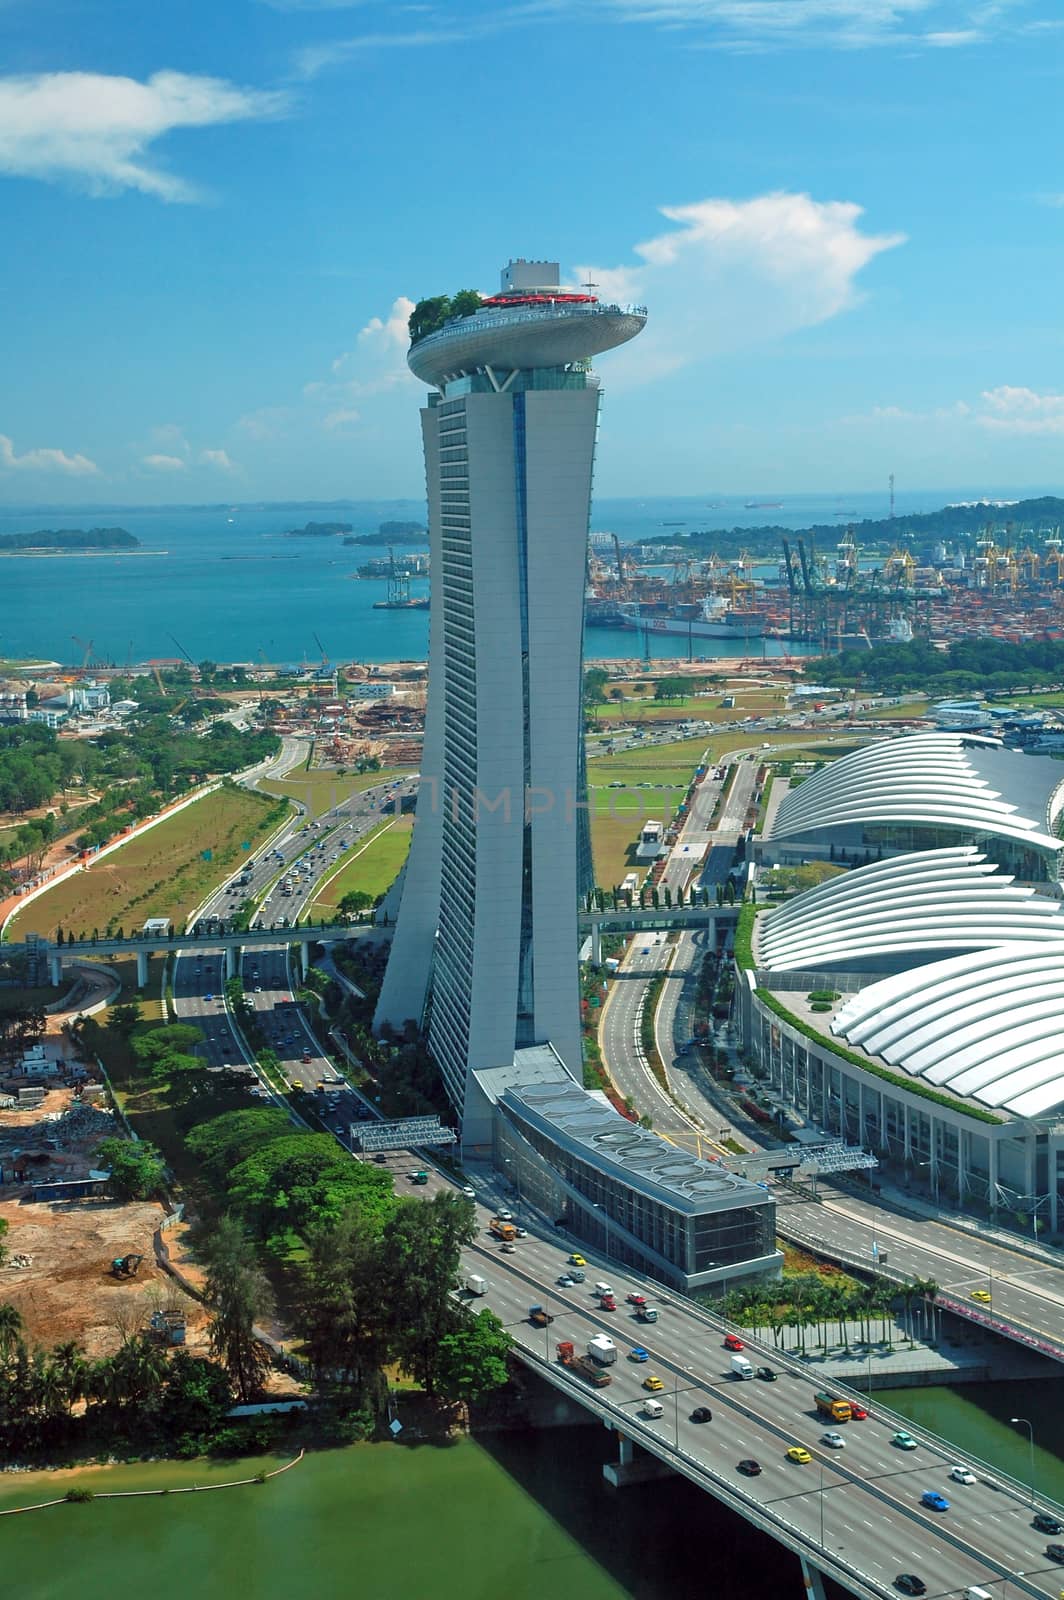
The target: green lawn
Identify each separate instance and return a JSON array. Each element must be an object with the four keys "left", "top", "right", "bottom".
[
  {"left": 591, "top": 684, "right": 790, "bottom": 726},
  {"left": 6, "top": 786, "right": 289, "bottom": 941},
  {"left": 259, "top": 767, "right": 401, "bottom": 819},
  {"left": 309, "top": 816, "right": 413, "bottom": 915}
]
